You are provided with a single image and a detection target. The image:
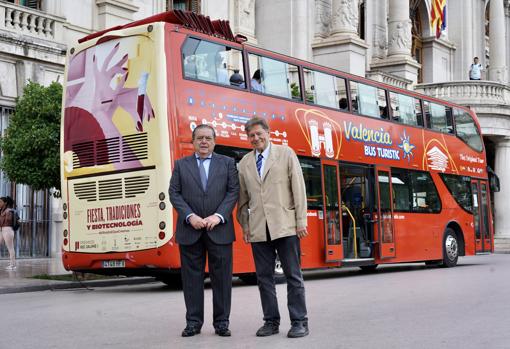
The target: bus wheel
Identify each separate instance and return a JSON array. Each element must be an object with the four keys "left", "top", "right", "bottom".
[
  {"left": 359, "top": 264, "right": 378, "bottom": 272},
  {"left": 239, "top": 273, "right": 258, "bottom": 285},
  {"left": 441, "top": 228, "right": 459, "bottom": 268},
  {"left": 157, "top": 274, "right": 183, "bottom": 289}
]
